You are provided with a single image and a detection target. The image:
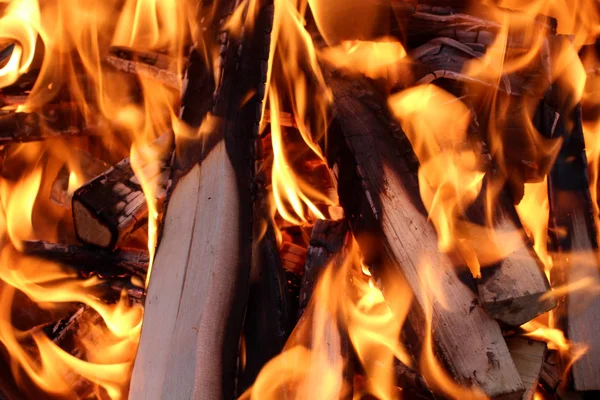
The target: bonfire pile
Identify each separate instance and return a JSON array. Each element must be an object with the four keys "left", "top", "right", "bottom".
[{"left": 0, "top": 1, "right": 599, "bottom": 400}]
